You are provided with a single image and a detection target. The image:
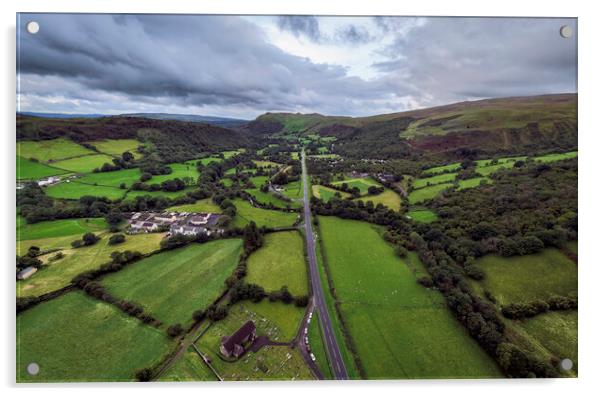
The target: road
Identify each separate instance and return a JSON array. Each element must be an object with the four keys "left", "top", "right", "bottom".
[{"left": 300, "top": 150, "right": 349, "bottom": 380}]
